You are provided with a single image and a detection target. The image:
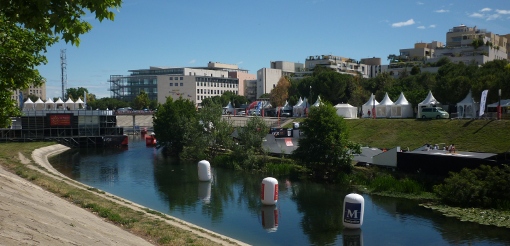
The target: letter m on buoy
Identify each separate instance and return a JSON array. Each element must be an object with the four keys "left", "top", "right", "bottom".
[{"left": 344, "top": 202, "right": 361, "bottom": 224}]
